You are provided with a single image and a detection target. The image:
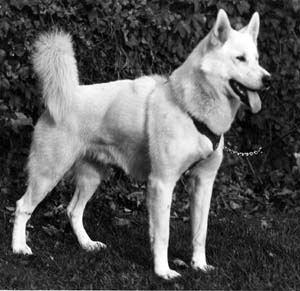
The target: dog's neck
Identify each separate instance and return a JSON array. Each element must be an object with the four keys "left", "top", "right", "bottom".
[
  {"left": 165, "top": 76, "right": 221, "bottom": 151},
  {"left": 187, "top": 112, "right": 221, "bottom": 151},
  {"left": 169, "top": 62, "right": 240, "bottom": 136}
]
